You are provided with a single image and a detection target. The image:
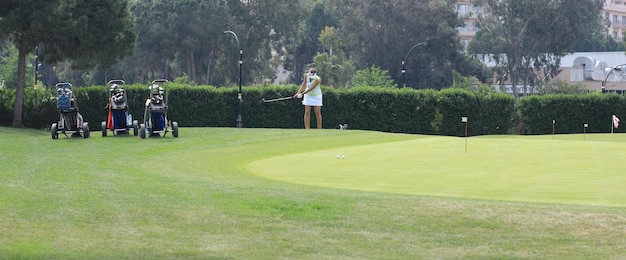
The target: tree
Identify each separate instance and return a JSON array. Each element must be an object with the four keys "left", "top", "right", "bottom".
[
  {"left": 224, "top": 0, "right": 302, "bottom": 85},
  {"left": 327, "top": 0, "right": 463, "bottom": 89},
  {"left": 469, "top": 0, "right": 603, "bottom": 99},
  {"left": 285, "top": 3, "right": 337, "bottom": 84},
  {"left": 319, "top": 26, "right": 341, "bottom": 58},
  {"left": 131, "top": 0, "right": 176, "bottom": 81},
  {"left": 0, "top": 44, "right": 34, "bottom": 89},
  {"left": 131, "top": 0, "right": 302, "bottom": 86},
  {"left": 313, "top": 26, "right": 354, "bottom": 88},
  {"left": 571, "top": 14, "right": 625, "bottom": 52},
  {"left": 165, "top": 0, "right": 229, "bottom": 85},
  {"left": 312, "top": 52, "right": 354, "bottom": 88},
  {"left": 537, "top": 79, "right": 588, "bottom": 95},
  {"left": 351, "top": 66, "right": 397, "bottom": 88},
  {"left": 0, "top": 0, "right": 136, "bottom": 127}
]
